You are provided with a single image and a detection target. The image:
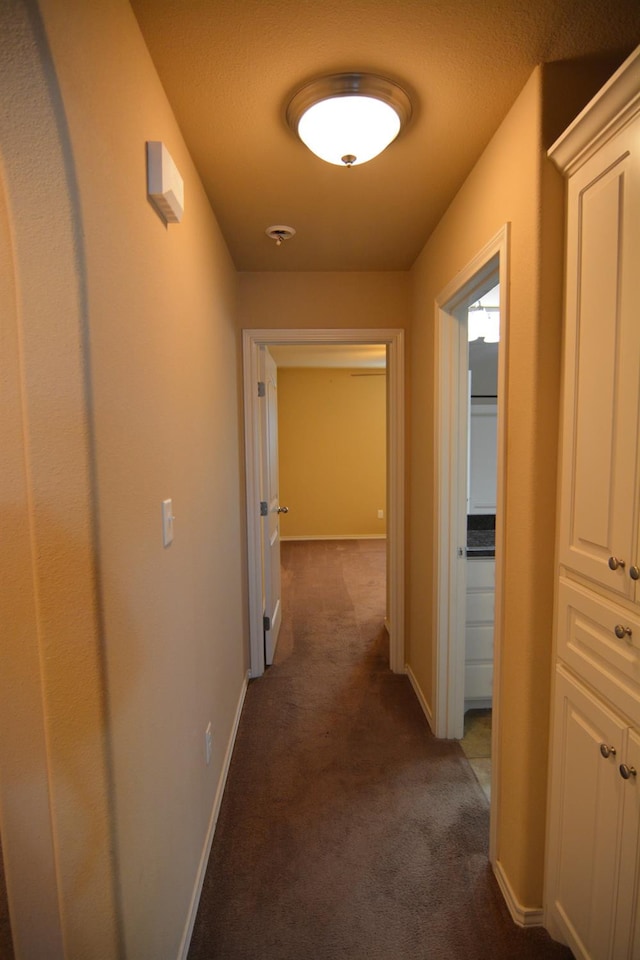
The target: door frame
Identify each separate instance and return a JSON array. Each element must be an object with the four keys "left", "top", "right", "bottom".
[
  {"left": 433, "top": 225, "right": 509, "bottom": 862},
  {"left": 243, "top": 327, "right": 405, "bottom": 678}
]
